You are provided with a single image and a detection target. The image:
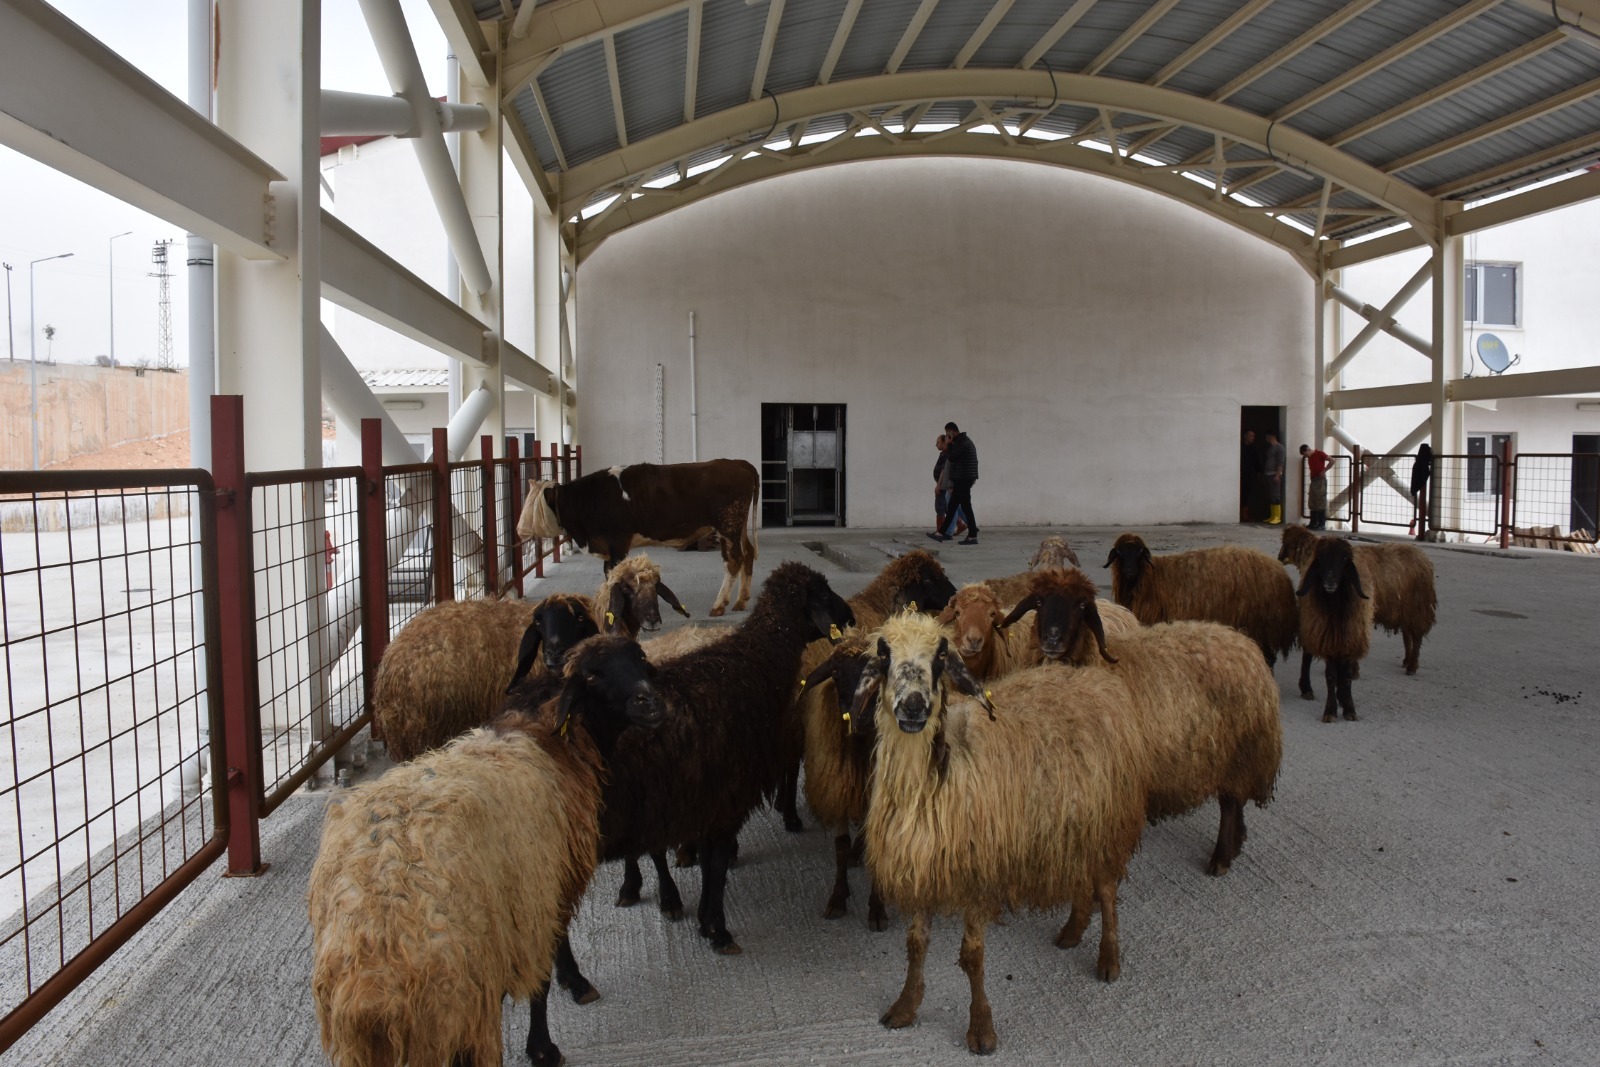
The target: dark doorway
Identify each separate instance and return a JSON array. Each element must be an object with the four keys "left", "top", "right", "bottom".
[
  {"left": 1573, "top": 435, "right": 1599, "bottom": 537},
  {"left": 1239, "top": 406, "right": 1284, "bottom": 522},
  {"left": 760, "top": 404, "right": 846, "bottom": 527}
]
